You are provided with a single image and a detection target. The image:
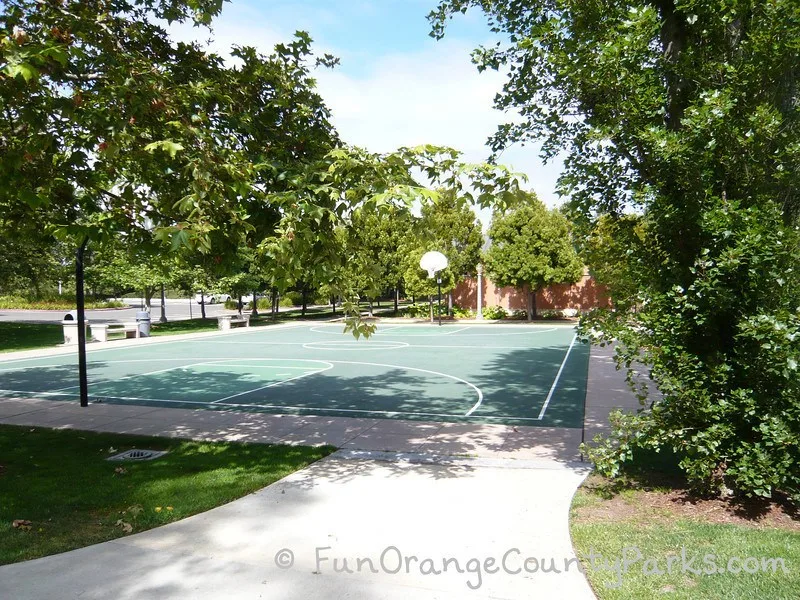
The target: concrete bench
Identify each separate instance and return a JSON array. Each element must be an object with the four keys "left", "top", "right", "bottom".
[
  {"left": 217, "top": 314, "right": 251, "bottom": 331},
  {"left": 92, "top": 322, "right": 140, "bottom": 343}
]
